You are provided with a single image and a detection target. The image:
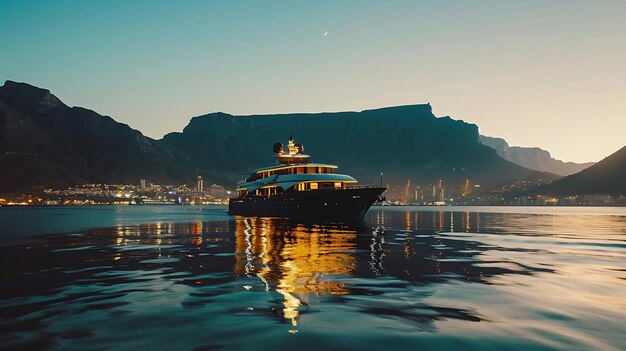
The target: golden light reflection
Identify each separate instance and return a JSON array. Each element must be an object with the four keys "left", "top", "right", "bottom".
[
  {"left": 405, "top": 210, "right": 411, "bottom": 230},
  {"left": 234, "top": 217, "right": 357, "bottom": 327},
  {"left": 191, "top": 221, "right": 203, "bottom": 247},
  {"left": 450, "top": 212, "right": 454, "bottom": 232},
  {"left": 115, "top": 225, "right": 131, "bottom": 245},
  {"left": 463, "top": 211, "right": 470, "bottom": 232},
  {"left": 439, "top": 211, "right": 445, "bottom": 232}
]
